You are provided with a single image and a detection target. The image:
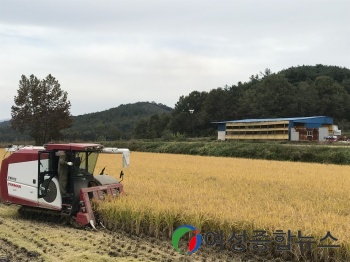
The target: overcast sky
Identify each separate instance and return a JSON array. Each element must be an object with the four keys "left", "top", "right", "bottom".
[{"left": 0, "top": 0, "right": 349, "bottom": 120}]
